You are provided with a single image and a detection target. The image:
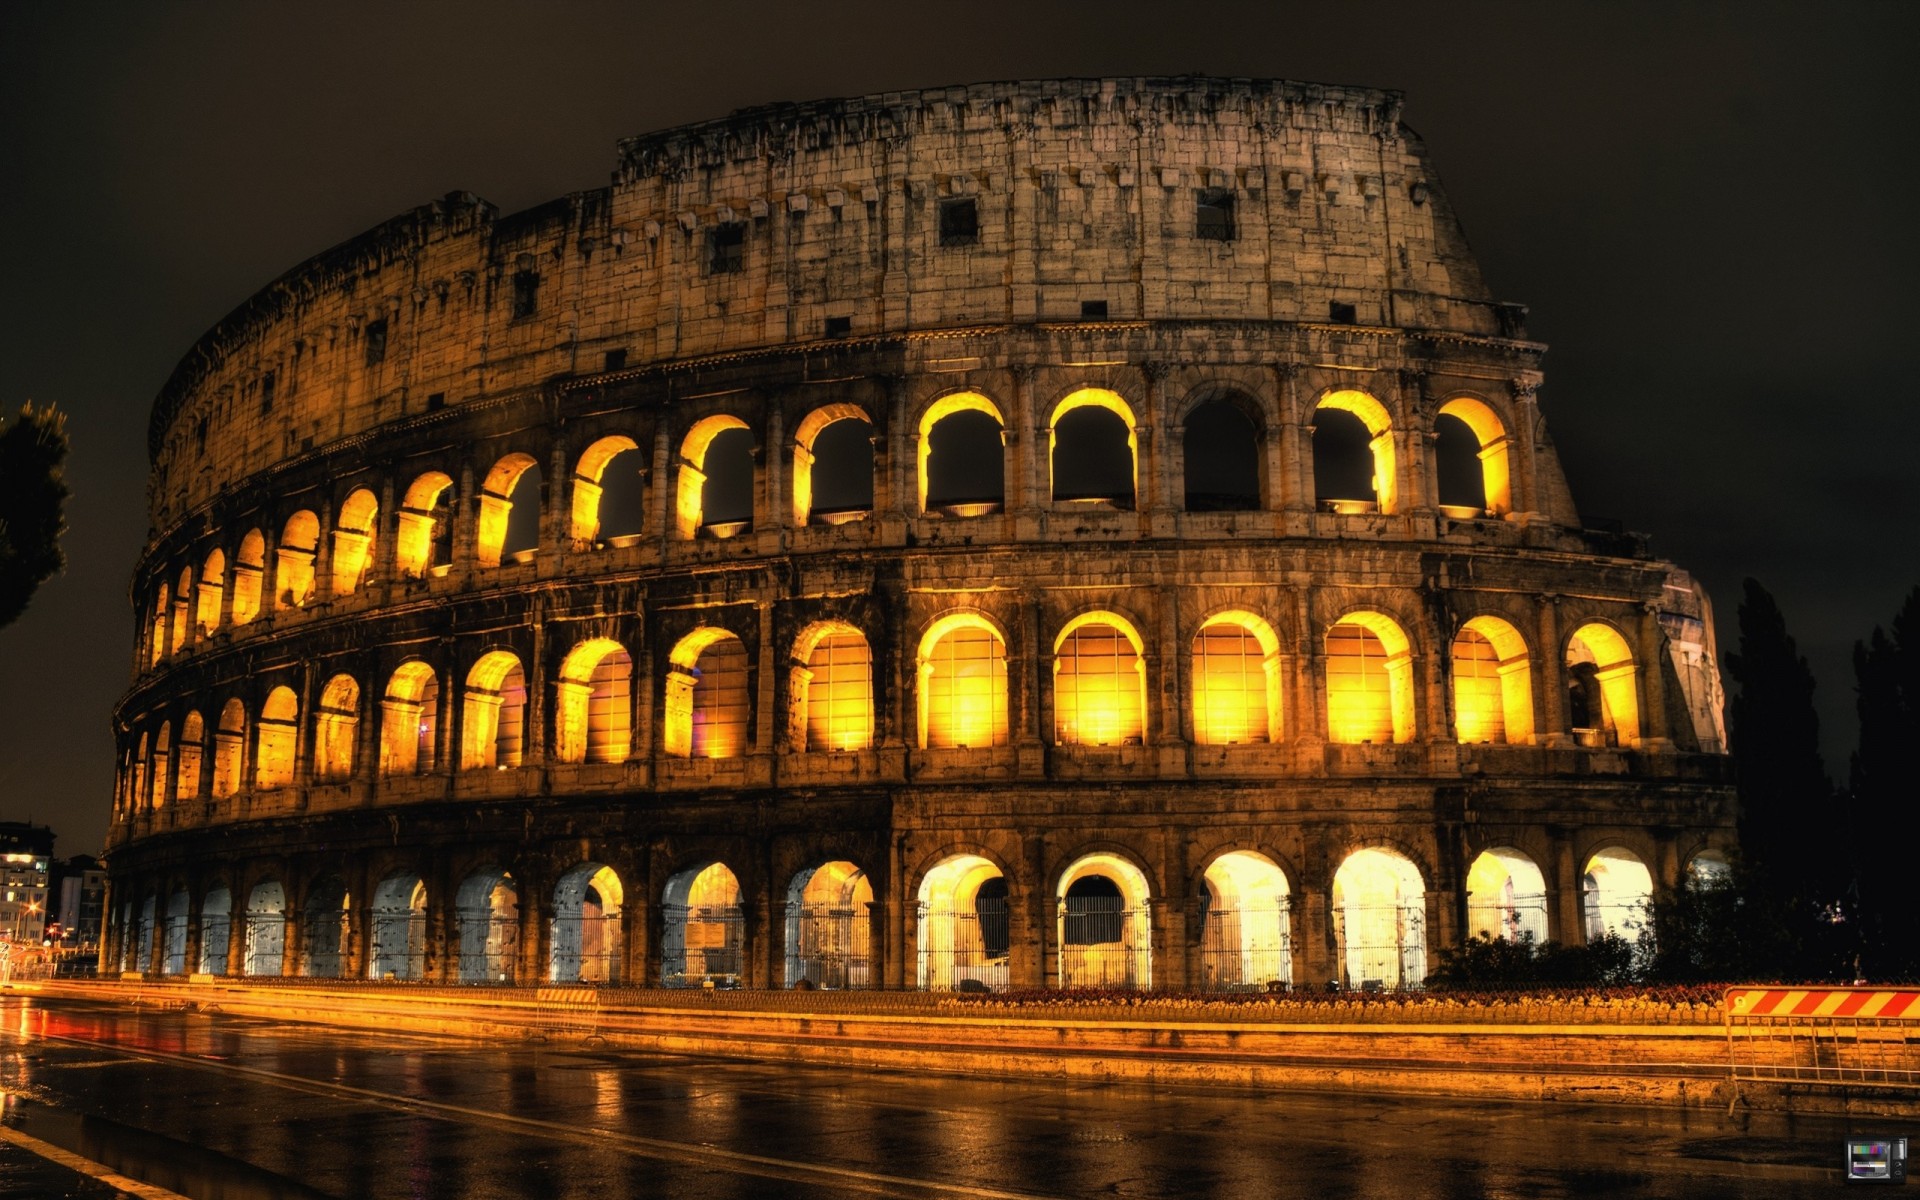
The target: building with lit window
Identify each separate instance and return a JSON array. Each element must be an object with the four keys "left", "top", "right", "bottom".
[
  {"left": 0, "top": 824, "right": 54, "bottom": 950},
  {"left": 106, "top": 78, "right": 1733, "bottom": 991}
]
